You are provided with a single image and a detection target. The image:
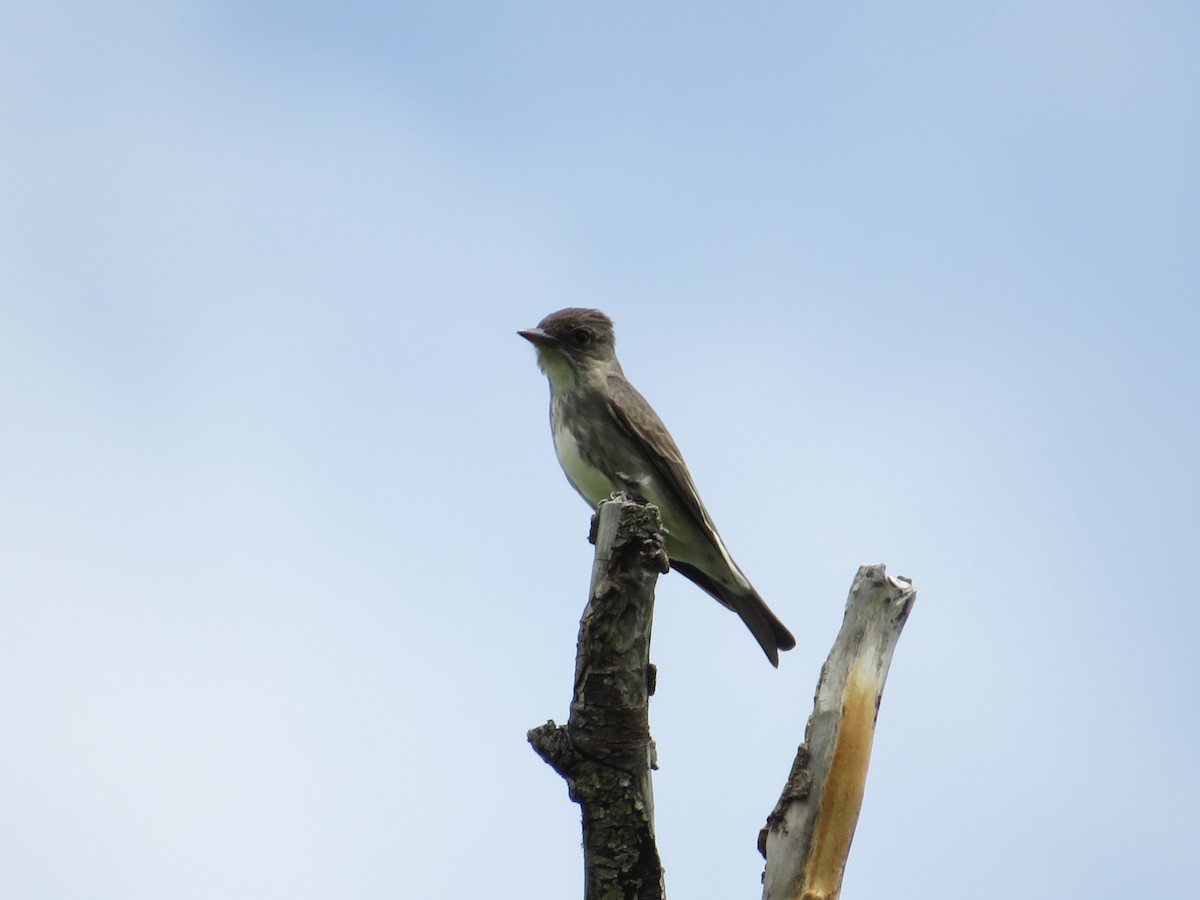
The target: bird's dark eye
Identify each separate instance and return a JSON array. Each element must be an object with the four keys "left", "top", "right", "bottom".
[{"left": 571, "top": 328, "right": 591, "bottom": 346}]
